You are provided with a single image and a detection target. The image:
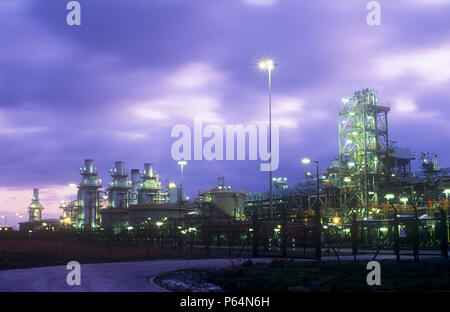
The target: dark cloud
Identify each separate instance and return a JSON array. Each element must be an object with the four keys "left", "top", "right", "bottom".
[{"left": 0, "top": 0, "right": 449, "bottom": 209}]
